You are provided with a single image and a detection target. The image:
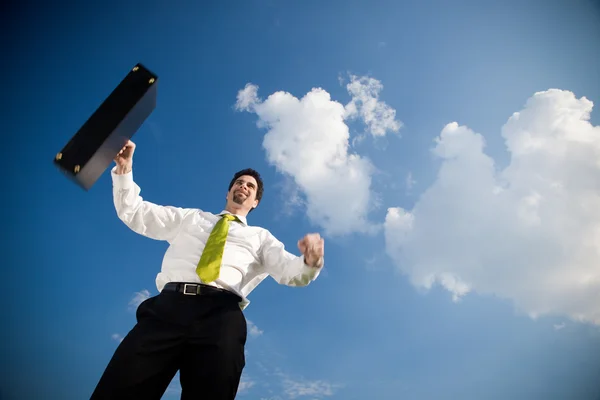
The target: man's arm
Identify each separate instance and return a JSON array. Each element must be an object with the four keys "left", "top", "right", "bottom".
[
  {"left": 112, "top": 140, "right": 193, "bottom": 242},
  {"left": 259, "top": 230, "right": 324, "bottom": 286}
]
